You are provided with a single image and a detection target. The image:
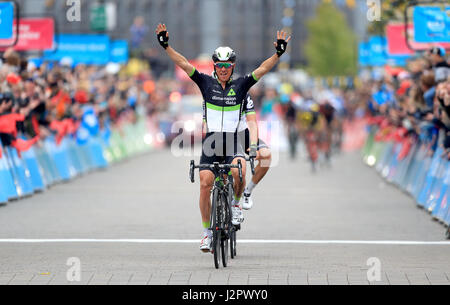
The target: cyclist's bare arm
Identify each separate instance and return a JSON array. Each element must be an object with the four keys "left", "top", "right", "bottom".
[
  {"left": 156, "top": 23, "right": 194, "bottom": 75},
  {"left": 252, "top": 30, "right": 291, "bottom": 81}
]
